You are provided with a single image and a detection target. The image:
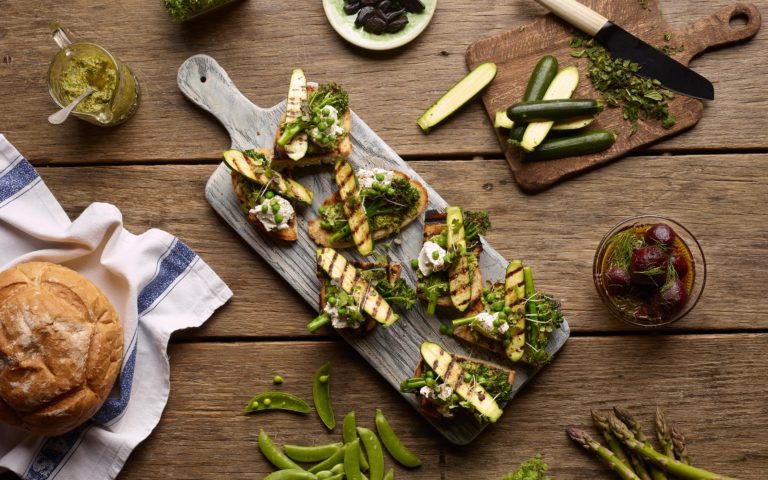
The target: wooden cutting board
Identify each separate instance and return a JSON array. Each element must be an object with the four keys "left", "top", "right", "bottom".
[
  {"left": 177, "top": 55, "right": 570, "bottom": 445},
  {"left": 466, "top": 1, "right": 761, "bottom": 192}
]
